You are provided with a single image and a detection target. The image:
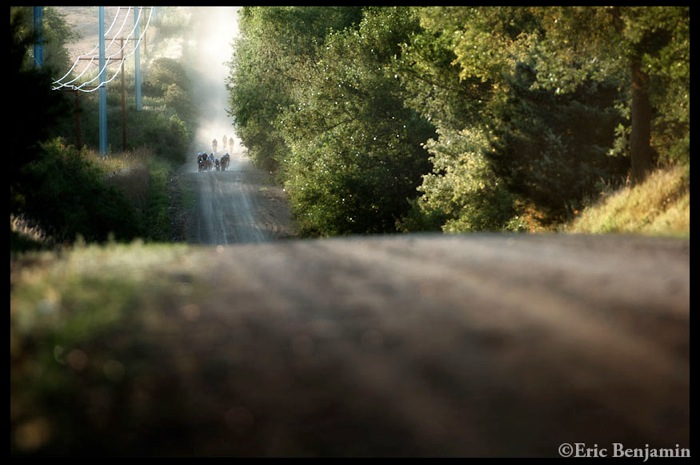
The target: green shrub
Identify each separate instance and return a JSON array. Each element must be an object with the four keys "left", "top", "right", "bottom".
[{"left": 21, "top": 139, "right": 144, "bottom": 244}]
